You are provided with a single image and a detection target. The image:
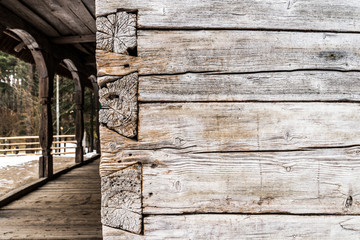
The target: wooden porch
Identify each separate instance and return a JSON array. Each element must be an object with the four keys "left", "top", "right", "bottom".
[{"left": 0, "top": 158, "right": 102, "bottom": 240}]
